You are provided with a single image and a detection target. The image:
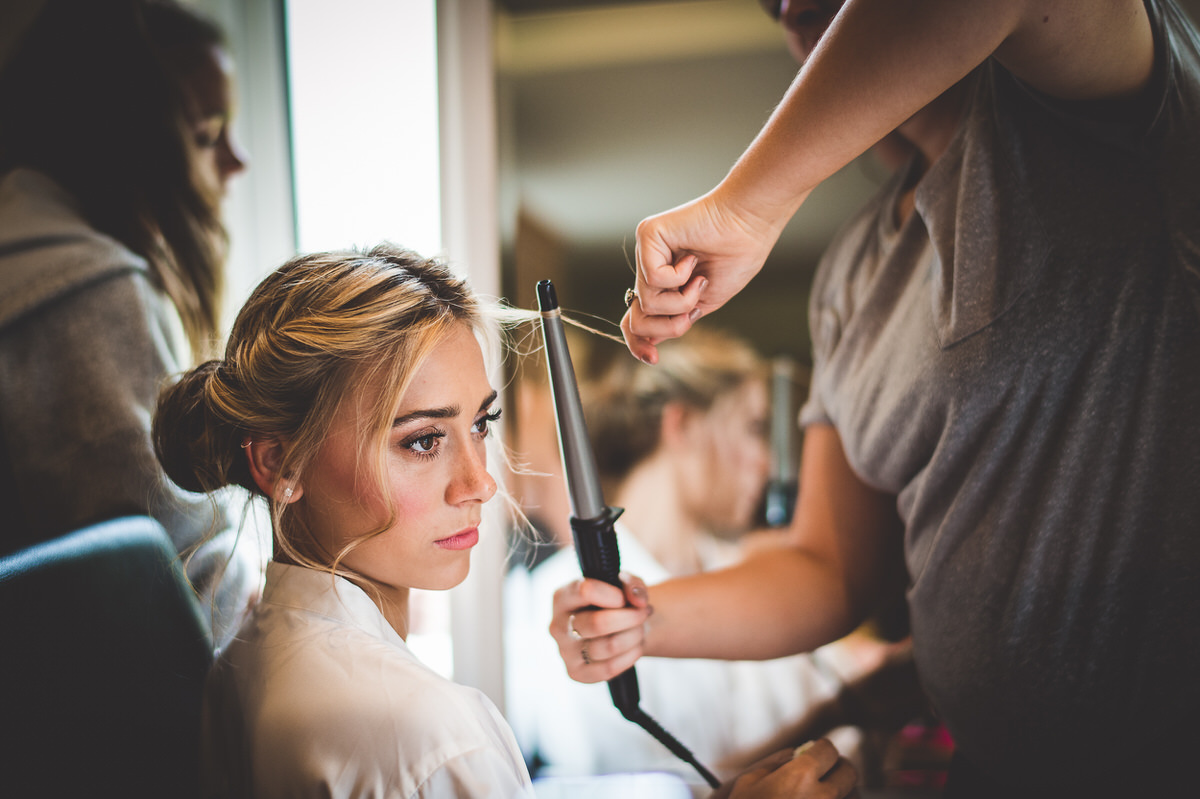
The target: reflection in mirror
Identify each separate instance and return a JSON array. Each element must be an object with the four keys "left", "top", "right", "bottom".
[
  {"left": 494, "top": 0, "right": 889, "bottom": 356},
  {"left": 493, "top": 0, "right": 893, "bottom": 554},
  {"left": 493, "top": 0, "right": 900, "bottom": 791}
]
